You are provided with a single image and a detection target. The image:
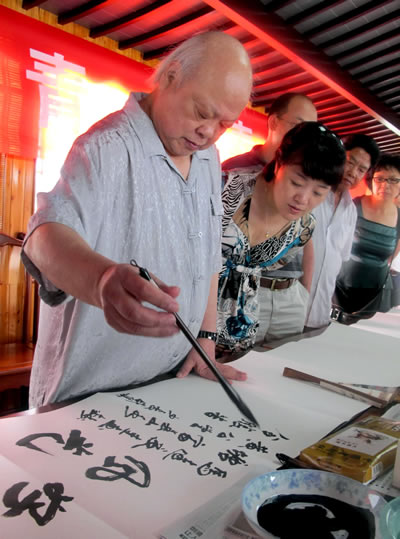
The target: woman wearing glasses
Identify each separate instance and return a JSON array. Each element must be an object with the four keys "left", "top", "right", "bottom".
[{"left": 334, "top": 154, "right": 400, "bottom": 322}]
